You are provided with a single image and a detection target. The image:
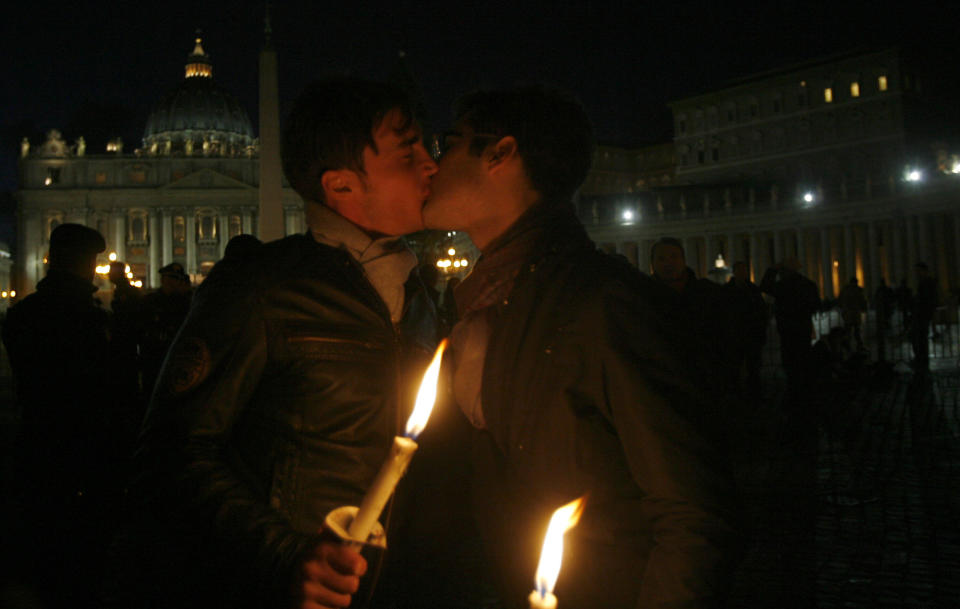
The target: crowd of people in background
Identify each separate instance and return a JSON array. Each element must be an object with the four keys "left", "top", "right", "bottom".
[{"left": 0, "top": 224, "right": 259, "bottom": 608}]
